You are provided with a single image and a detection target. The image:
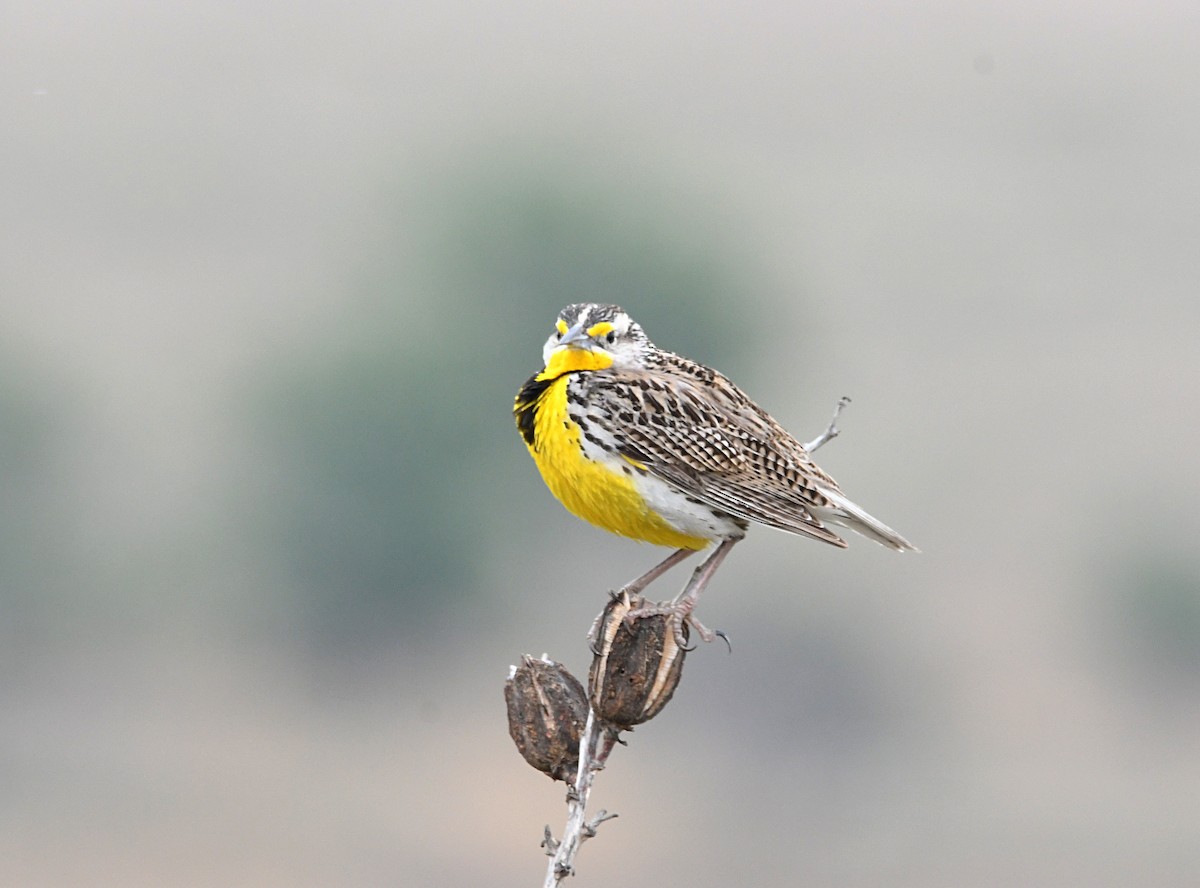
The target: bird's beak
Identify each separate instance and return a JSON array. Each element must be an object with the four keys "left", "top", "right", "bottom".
[
  {"left": 556, "top": 320, "right": 591, "bottom": 350},
  {"left": 541, "top": 318, "right": 615, "bottom": 377}
]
